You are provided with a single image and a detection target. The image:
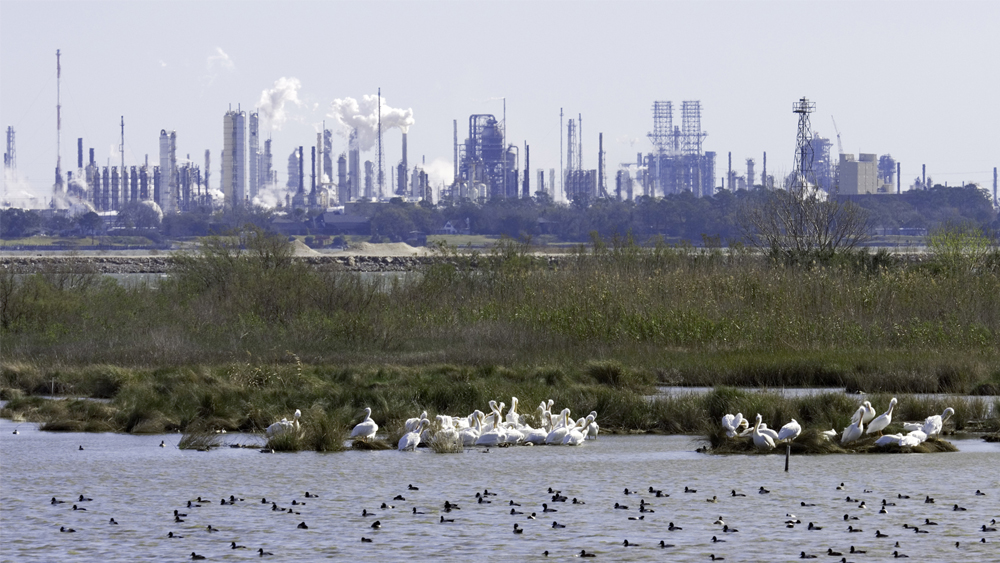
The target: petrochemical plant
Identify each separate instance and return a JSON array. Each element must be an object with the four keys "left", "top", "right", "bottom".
[{"left": 2, "top": 51, "right": 998, "bottom": 216}]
